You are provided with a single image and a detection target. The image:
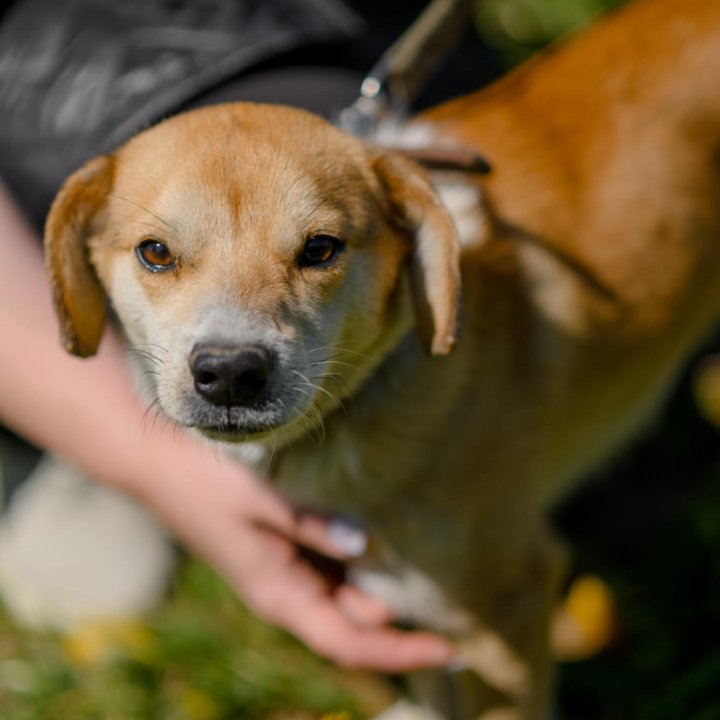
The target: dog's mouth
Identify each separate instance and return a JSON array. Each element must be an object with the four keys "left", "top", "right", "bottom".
[
  {"left": 182, "top": 397, "right": 295, "bottom": 442},
  {"left": 151, "top": 340, "right": 346, "bottom": 445},
  {"left": 190, "top": 421, "right": 280, "bottom": 443},
  {"left": 184, "top": 388, "right": 332, "bottom": 446},
  {"left": 179, "top": 383, "right": 317, "bottom": 444}
]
